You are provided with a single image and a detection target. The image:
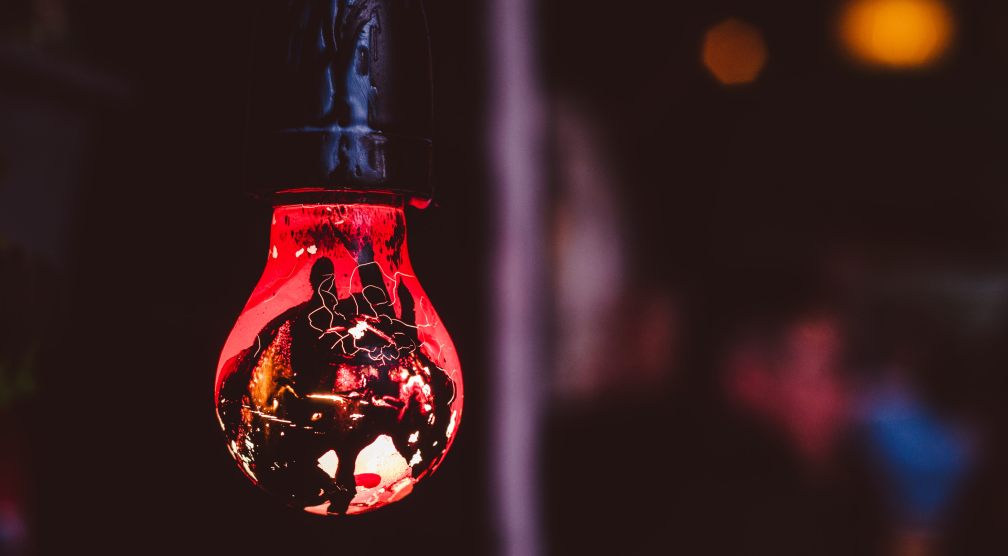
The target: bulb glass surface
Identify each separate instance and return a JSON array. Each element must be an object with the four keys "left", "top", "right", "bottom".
[{"left": 215, "top": 202, "right": 462, "bottom": 515}]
